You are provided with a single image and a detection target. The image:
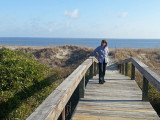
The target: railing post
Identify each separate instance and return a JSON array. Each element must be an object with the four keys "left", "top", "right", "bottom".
[
  {"left": 121, "top": 64, "right": 123, "bottom": 74},
  {"left": 89, "top": 64, "right": 93, "bottom": 78},
  {"left": 97, "top": 63, "right": 99, "bottom": 74},
  {"left": 92, "top": 61, "right": 94, "bottom": 75},
  {"left": 117, "top": 64, "right": 119, "bottom": 70},
  {"left": 62, "top": 108, "right": 65, "bottom": 120},
  {"left": 131, "top": 63, "right": 135, "bottom": 80},
  {"left": 119, "top": 64, "right": 121, "bottom": 73},
  {"left": 142, "top": 76, "right": 149, "bottom": 101},
  {"left": 125, "top": 62, "right": 128, "bottom": 76},
  {"left": 79, "top": 76, "right": 85, "bottom": 98},
  {"left": 122, "top": 63, "right": 124, "bottom": 75},
  {"left": 94, "top": 62, "right": 97, "bottom": 76}
]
